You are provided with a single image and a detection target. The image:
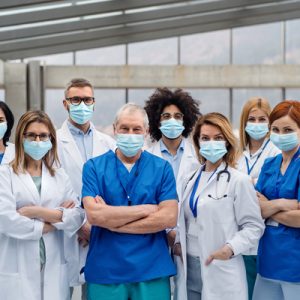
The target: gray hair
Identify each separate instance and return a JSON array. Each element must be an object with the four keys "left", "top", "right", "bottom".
[
  {"left": 114, "top": 103, "right": 149, "bottom": 128},
  {"left": 64, "top": 78, "right": 93, "bottom": 98}
]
